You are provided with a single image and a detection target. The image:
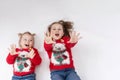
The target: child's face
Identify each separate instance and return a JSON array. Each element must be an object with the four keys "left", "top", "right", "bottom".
[
  {"left": 50, "top": 23, "right": 64, "bottom": 40},
  {"left": 20, "top": 34, "right": 34, "bottom": 49}
]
